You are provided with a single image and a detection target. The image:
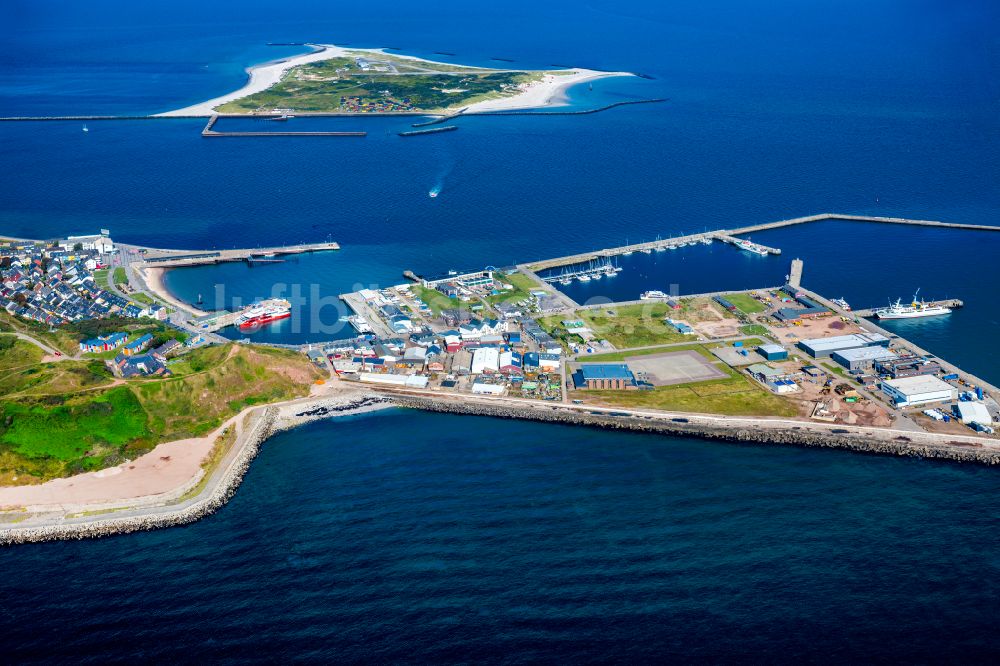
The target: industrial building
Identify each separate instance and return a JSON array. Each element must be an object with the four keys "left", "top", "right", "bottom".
[
  {"left": 875, "top": 355, "right": 943, "bottom": 379},
  {"left": 774, "top": 290, "right": 830, "bottom": 322},
  {"left": 954, "top": 402, "right": 992, "bottom": 427},
  {"left": 471, "top": 347, "right": 500, "bottom": 374},
  {"left": 831, "top": 347, "right": 897, "bottom": 372},
  {"left": 757, "top": 344, "right": 788, "bottom": 361},
  {"left": 575, "top": 364, "right": 637, "bottom": 390},
  {"left": 422, "top": 268, "right": 495, "bottom": 290},
  {"left": 881, "top": 375, "right": 957, "bottom": 407},
  {"left": 797, "top": 332, "right": 890, "bottom": 358},
  {"left": 746, "top": 363, "right": 799, "bottom": 393}
]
